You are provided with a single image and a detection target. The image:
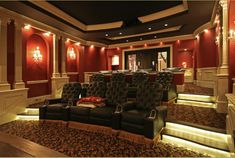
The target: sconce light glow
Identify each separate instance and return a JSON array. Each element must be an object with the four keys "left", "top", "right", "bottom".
[
  {"left": 24, "top": 24, "right": 31, "bottom": 30},
  {"left": 117, "top": 47, "right": 120, "bottom": 51},
  {"left": 160, "top": 42, "right": 163, "bottom": 45},
  {"left": 69, "top": 48, "right": 76, "bottom": 60},
  {"left": 101, "top": 47, "right": 105, "bottom": 51},
  {"left": 196, "top": 34, "right": 199, "bottom": 39},
  {"left": 90, "top": 45, "right": 94, "bottom": 48},
  {"left": 66, "top": 38, "right": 70, "bottom": 43},
  {"left": 204, "top": 29, "right": 209, "bottom": 33},
  {"left": 33, "top": 46, "right": 43, "bottom": 62},
  {"left": 144, "top": 43, "right": 148, "bottom": 47},
  {"left": 130, "top": 45, "right": 133, "bottom": 49}
]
